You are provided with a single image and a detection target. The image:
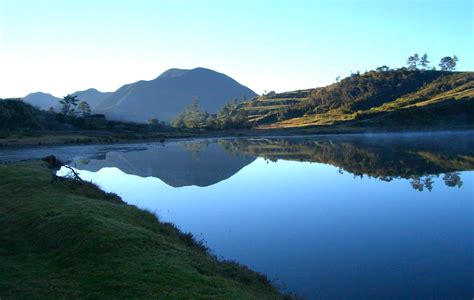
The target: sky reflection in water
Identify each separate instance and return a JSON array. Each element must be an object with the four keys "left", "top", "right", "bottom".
[{"left": 52, "top": 132, "right": 474, "bottom": 298}]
